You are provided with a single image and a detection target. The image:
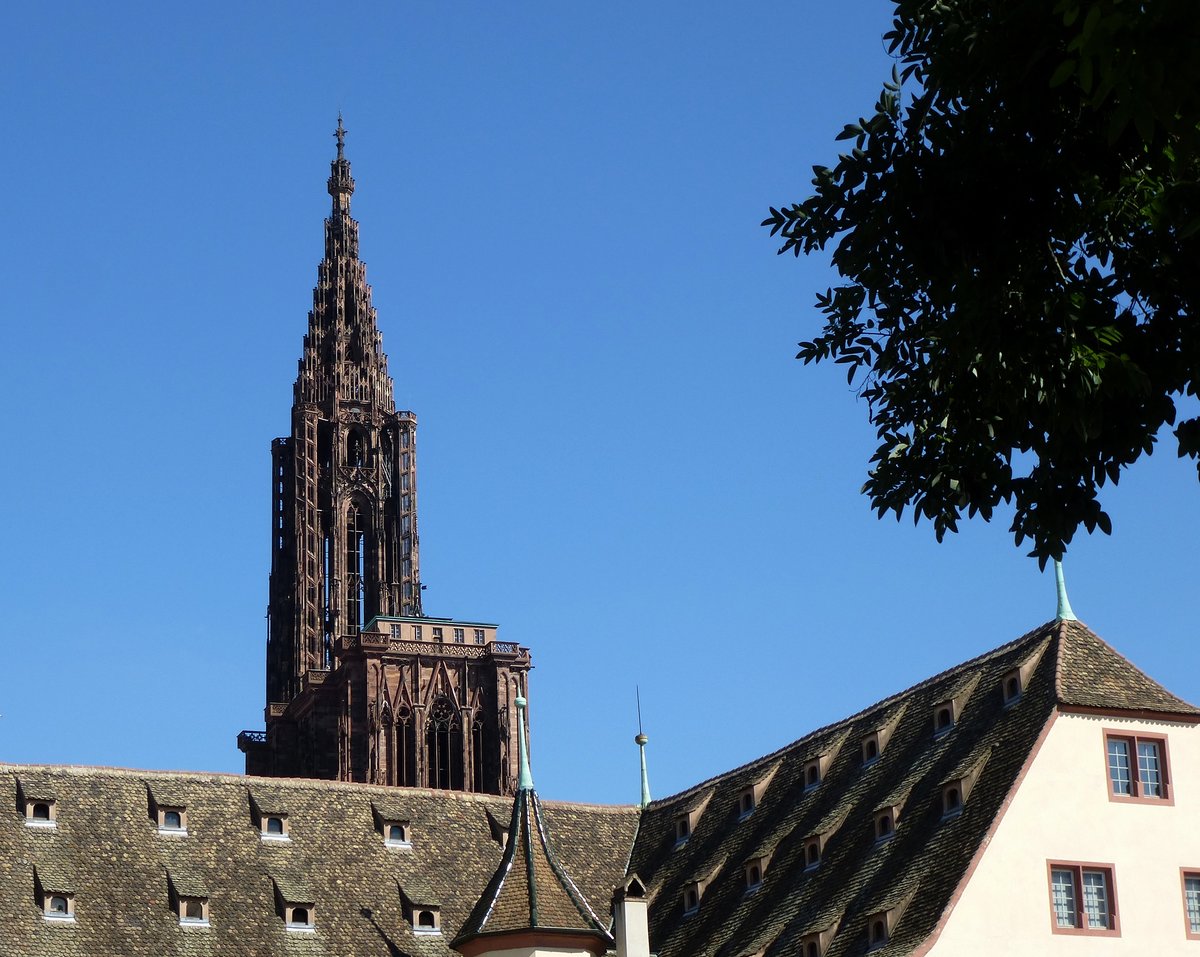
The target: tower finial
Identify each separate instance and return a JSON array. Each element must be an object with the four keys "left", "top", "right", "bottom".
[
  {"left": 327, "top": 115, "right": 355, "bottom": 212},
  {"left": 334, "top": 113, "right": 347, "bottom": 159},
  {"left": 516, "top": 695, "right": 534, "bottom": 791},
  {"left": 1054, "top": 559, "right": 1077, "bottom": 622},
  {"left": 635, "top": 687, "right": 651, "bottom": 809}
]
